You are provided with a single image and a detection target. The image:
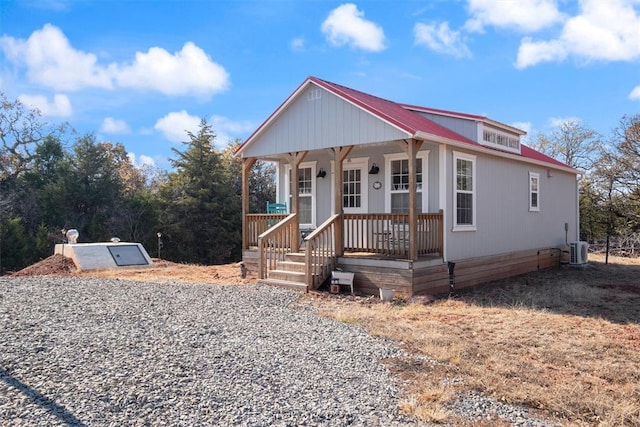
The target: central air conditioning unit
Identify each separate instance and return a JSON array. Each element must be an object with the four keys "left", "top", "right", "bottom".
[{"left": 569, "top": 241, "right": 589, "bottom": 265}]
